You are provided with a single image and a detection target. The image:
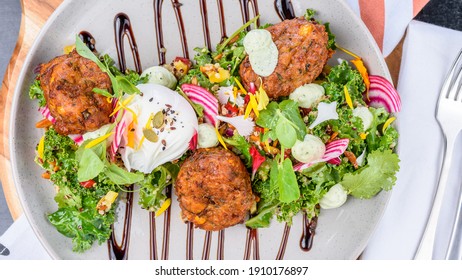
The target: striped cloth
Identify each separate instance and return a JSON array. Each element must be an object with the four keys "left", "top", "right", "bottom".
[{"left": 345, "top": 0, "right": 429, "bottom": 57}]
